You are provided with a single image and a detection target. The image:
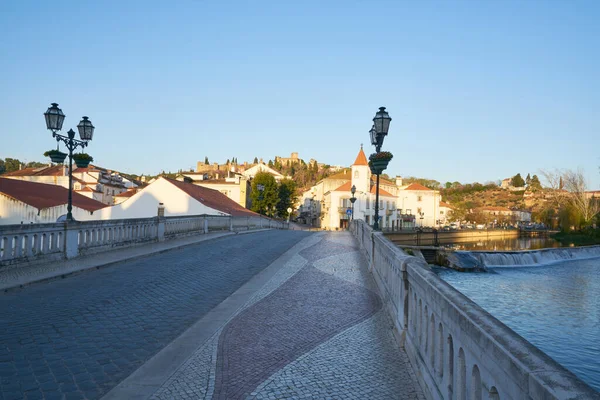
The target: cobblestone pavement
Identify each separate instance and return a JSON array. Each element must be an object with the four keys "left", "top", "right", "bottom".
[
  {"left": 0, "top": 230, "right": 310, "bottom": 400},
  {"left": 153, "top": 232, "right": 424, "bottom": 399}
]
